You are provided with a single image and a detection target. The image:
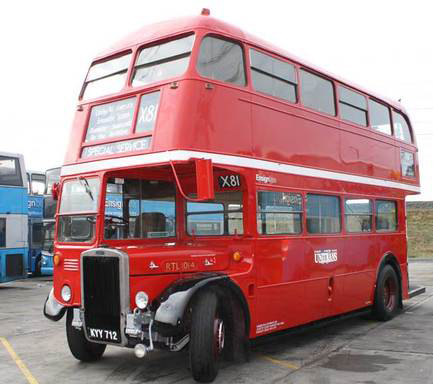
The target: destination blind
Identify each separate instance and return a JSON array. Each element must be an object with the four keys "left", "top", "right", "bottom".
[{"left": 85, "top": 98, "right": 136, "bottom": 142}]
